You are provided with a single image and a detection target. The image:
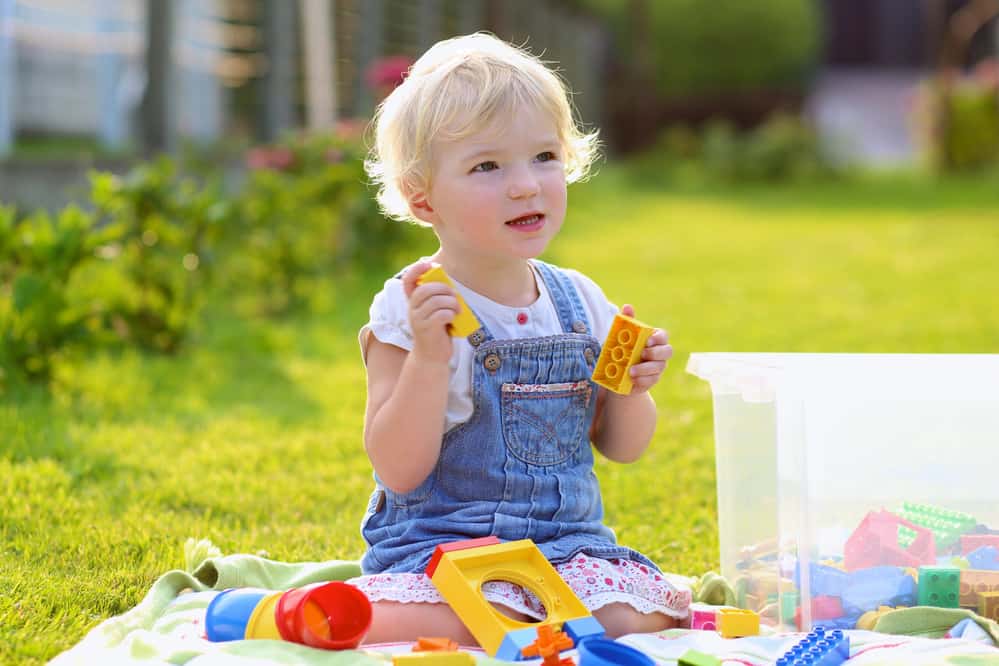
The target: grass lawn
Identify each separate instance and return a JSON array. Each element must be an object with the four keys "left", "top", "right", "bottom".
[{"left": 3, "top": 163, "right": 998, "bottom": 663}]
